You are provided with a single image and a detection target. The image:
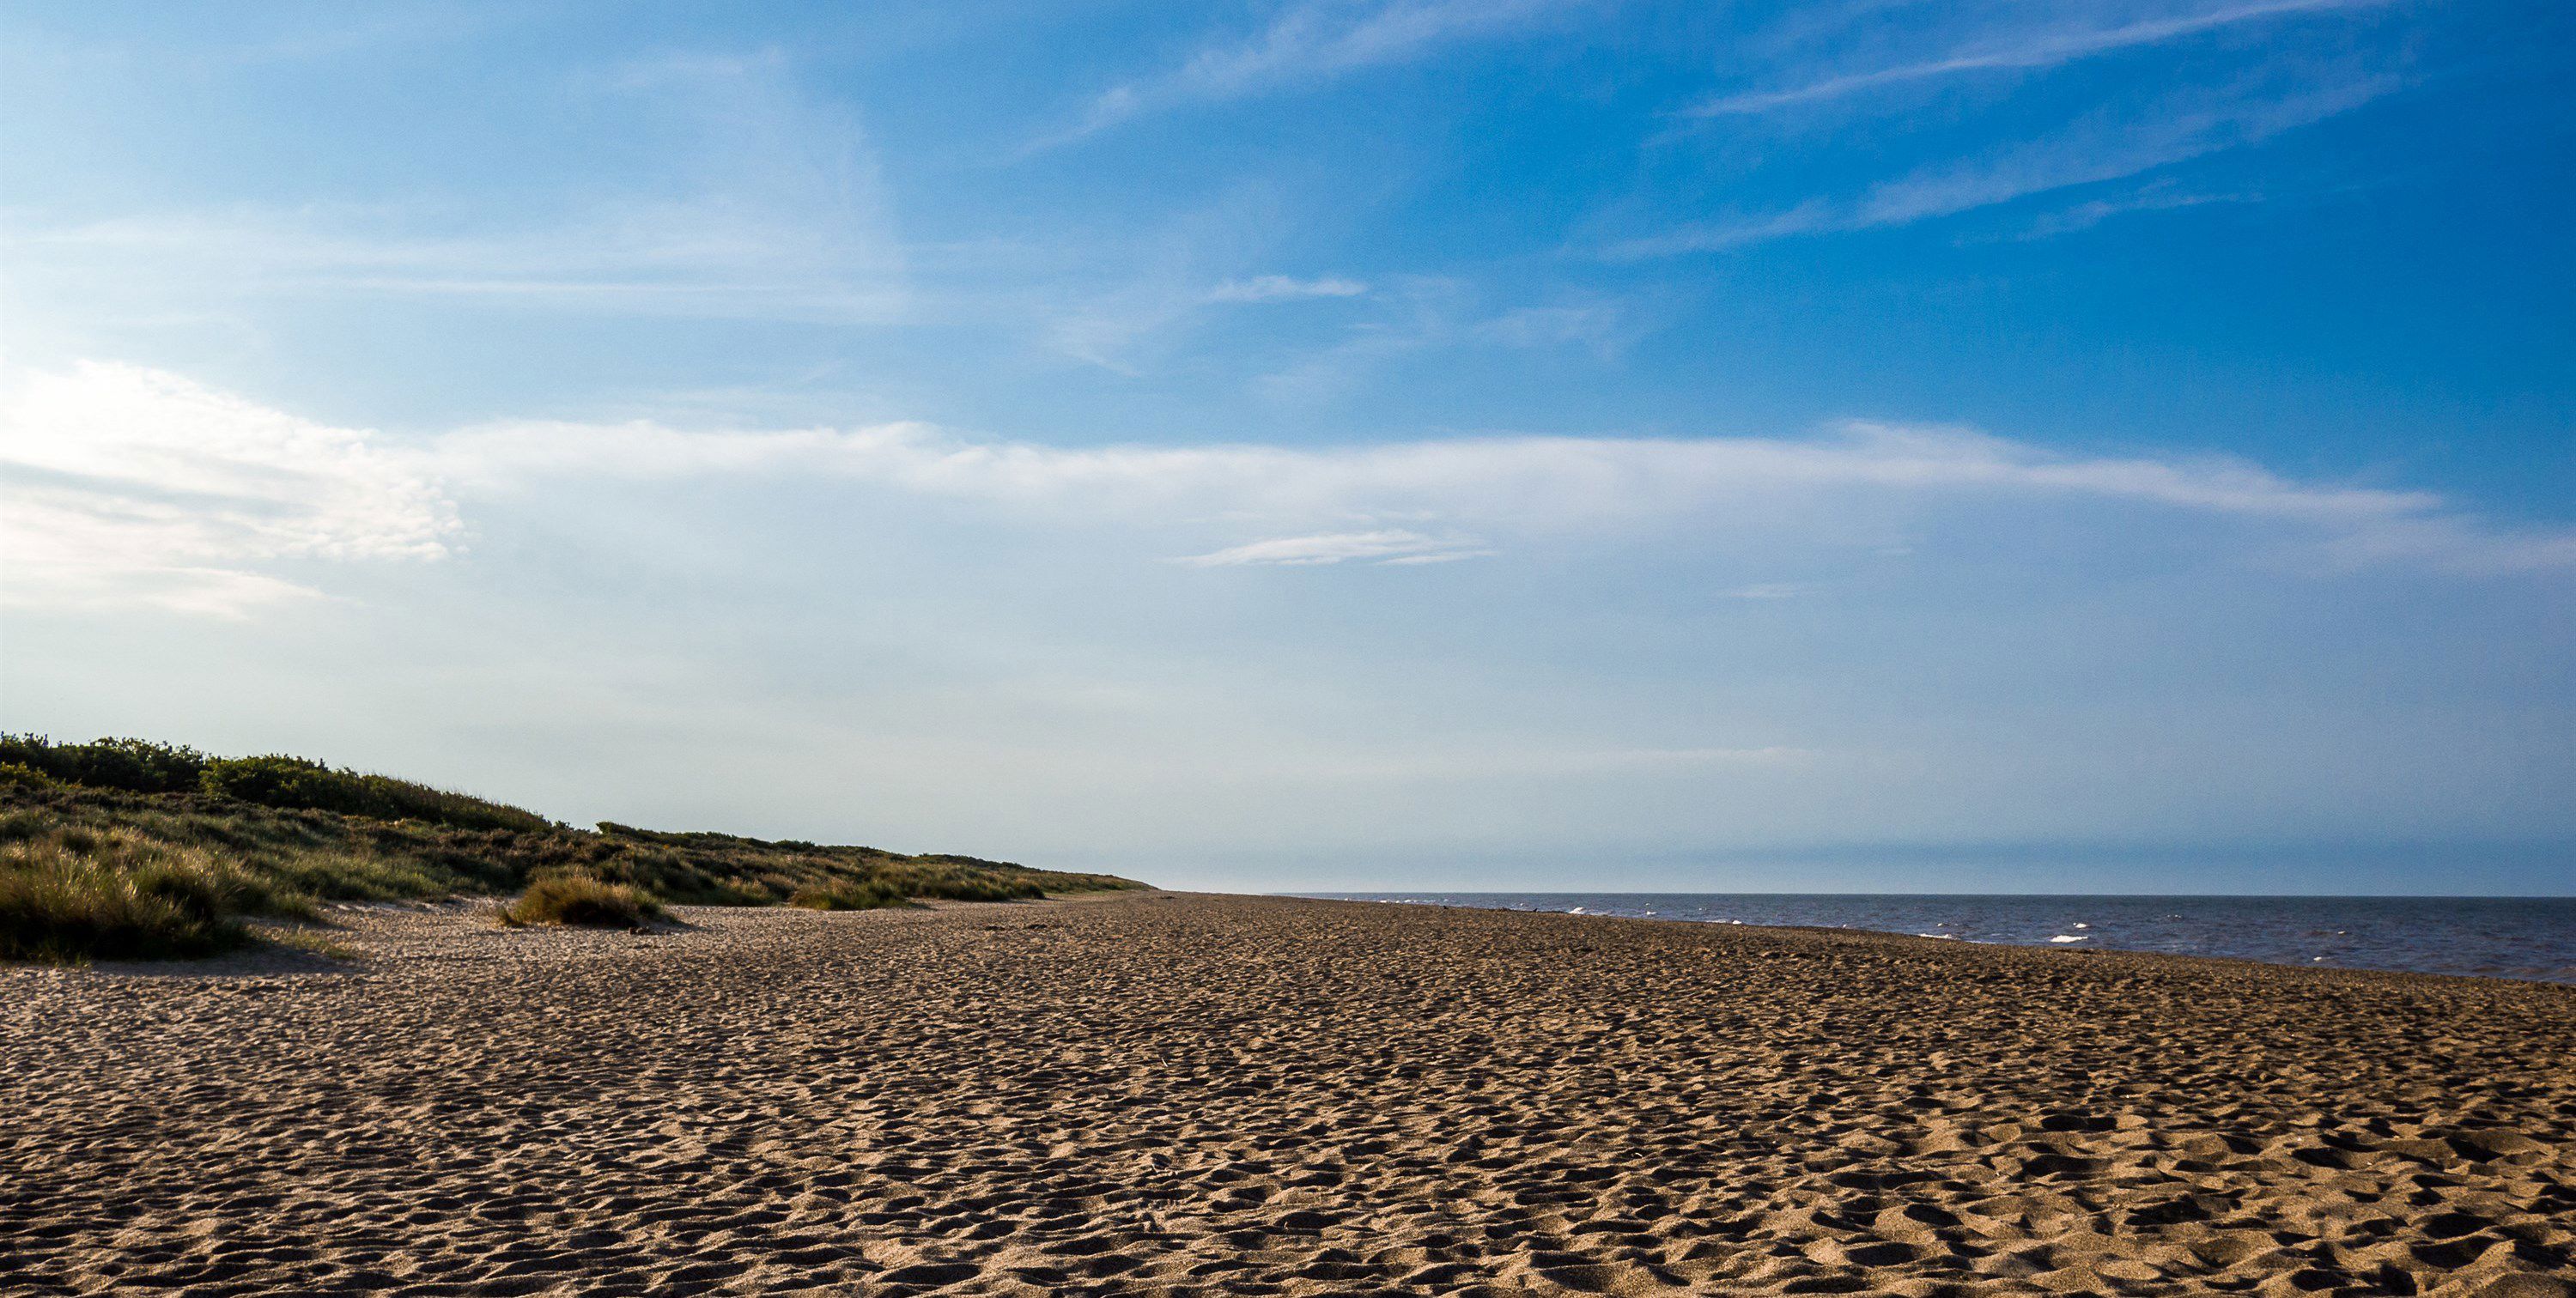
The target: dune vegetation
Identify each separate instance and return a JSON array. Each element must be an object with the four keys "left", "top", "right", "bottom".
[{"left": 0, "top": 735, "right": 1141, "bottom": 963}]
